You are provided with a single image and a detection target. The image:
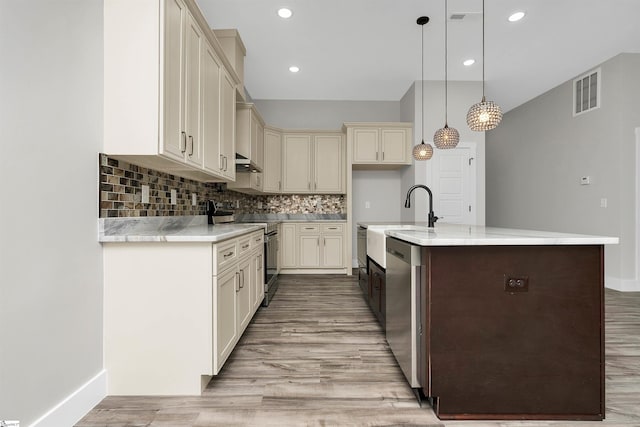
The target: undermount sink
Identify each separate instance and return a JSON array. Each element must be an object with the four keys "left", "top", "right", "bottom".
[{"left": 366, "top": 224, "right": 433, "bottom": 268}]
